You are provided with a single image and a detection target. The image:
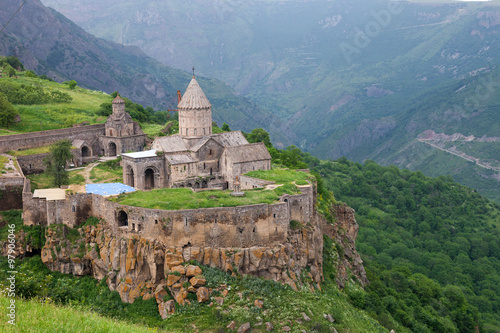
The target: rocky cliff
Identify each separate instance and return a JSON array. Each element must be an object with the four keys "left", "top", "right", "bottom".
[
  {"left": 324, "top": 203, "right": 368, "bottom": 288},
  {"left": 40, "top": 217, "right": 324, "bottom": 309}
]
